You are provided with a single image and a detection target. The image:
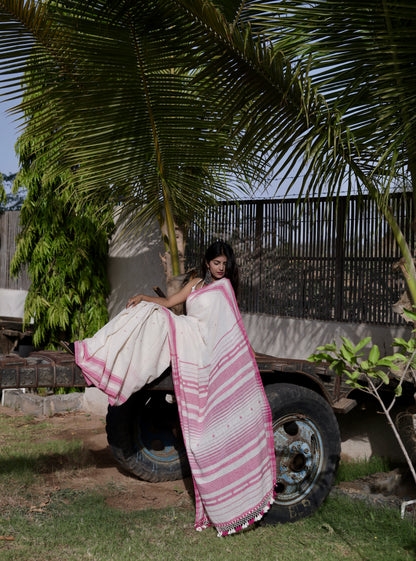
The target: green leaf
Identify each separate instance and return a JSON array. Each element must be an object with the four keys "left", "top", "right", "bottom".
[
  {"left": 344, "top": 370, "right": 361, "bottom": 381},
  {"left": 340, "top": 337, "right": 355, "bottom": 353},
  {"left": 340, "top": 345, "right": 355, "bottom": 363},
  {"left": 403, "top": 309, "right": 416, "bottom": 321},
  {"left": 308, "top": 352, "right": 335, "bottom": 363},
  {"left": 393, "top": 338, "right": 410, "bottom": 347},
  {"left": 330, "top": 359, "right": 347, "bottom": 376},
  {"left": 374, "top": 370, "right": 390, "bottom": 385},
  {"left": 395, "top": 385, "right": 403, "bottom": 397},
  {"left": 360, "top": 360, "right": 370, "bottom": 372},
  {"left": 375, "top": 359, "right": 394, "bottom": 369},
  {"left": 368, "top": 345, "right": 380, "bottom": 364},
  {"left": 354, "top": 337, "right": 372, "bottom": 353},
  {"left": 316, "top": 343, "right": 337, "bottom": 352},
  {"left": 345, "top": 379, "right": 366, "bottom": 390}
]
